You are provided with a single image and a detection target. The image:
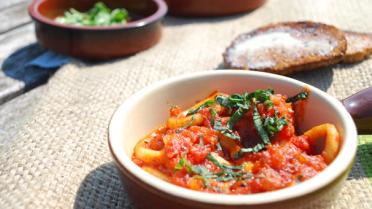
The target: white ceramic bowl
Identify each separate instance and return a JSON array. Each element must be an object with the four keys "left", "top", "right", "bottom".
[{"left": 108, "top": 70, "right": 357, "bottom": 209}]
